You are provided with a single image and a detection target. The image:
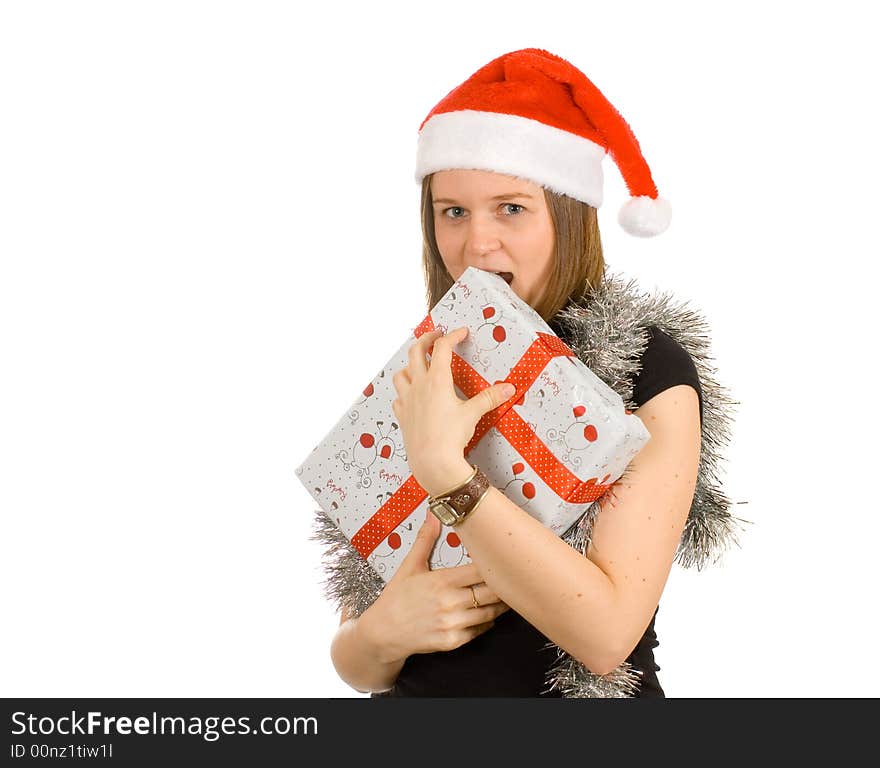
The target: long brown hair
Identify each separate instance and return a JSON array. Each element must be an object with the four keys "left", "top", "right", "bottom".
[{"left": 420, "top": 173, "right": 606, "bottom": 323}]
